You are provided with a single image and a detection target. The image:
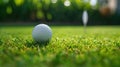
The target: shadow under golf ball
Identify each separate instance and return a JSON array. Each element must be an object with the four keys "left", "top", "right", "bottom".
[
  {"left": 35, "top": 40, "right": 50, "bottom": 46},
  {"left": 25, "top": 40, "right": 50, "bottom": 47}
]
